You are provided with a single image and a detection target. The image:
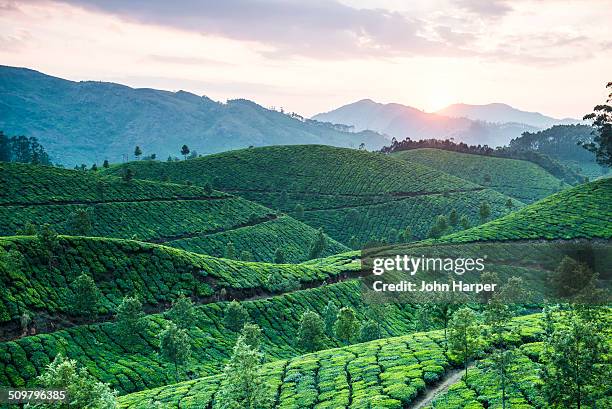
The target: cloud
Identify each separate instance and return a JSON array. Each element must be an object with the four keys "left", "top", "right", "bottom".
[
  {"left": 50, "top": 0, "right": 451, "bottom": 59},
  {"left": 452, "top": 0, "right": 512, "bottom": 17},
  {"left": 143, "top": 54, "right": 233, "bottom": 66}
]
